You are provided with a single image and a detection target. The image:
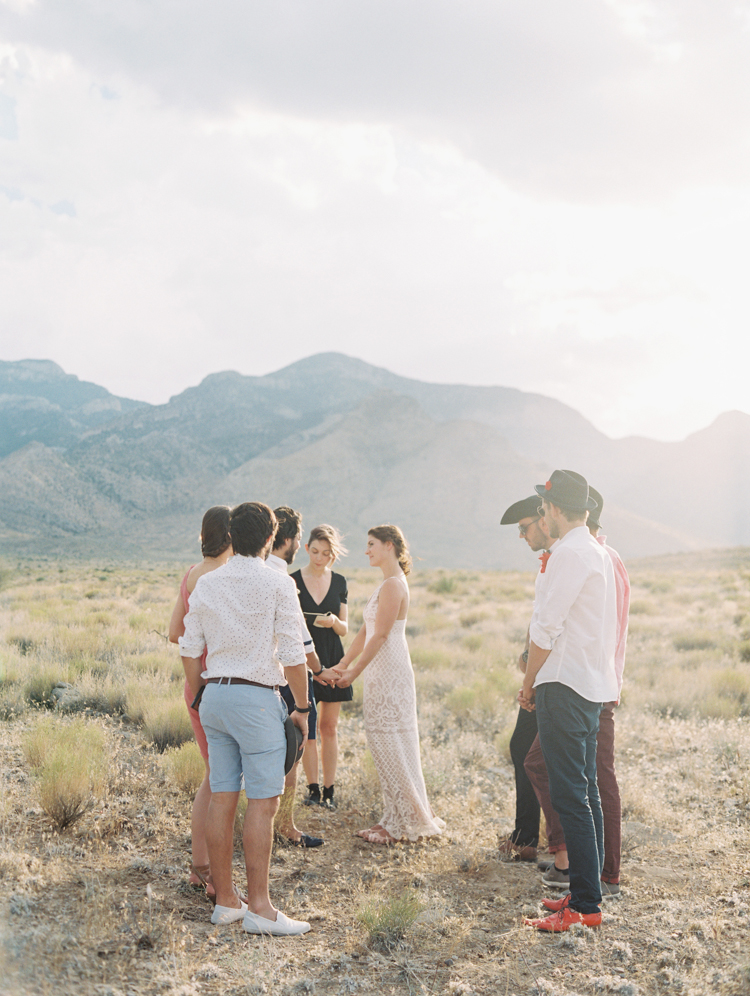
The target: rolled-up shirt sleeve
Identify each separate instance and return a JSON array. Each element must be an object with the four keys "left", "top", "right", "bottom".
[
  {"left": 530, "top": 547, "right": 590, "bottom": 651},
  {"left": 178, "top": 589, "right": 207, "bottom": 659},
  {"left": 275, "top": 582, "right": 307, "bottom": 667}
]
